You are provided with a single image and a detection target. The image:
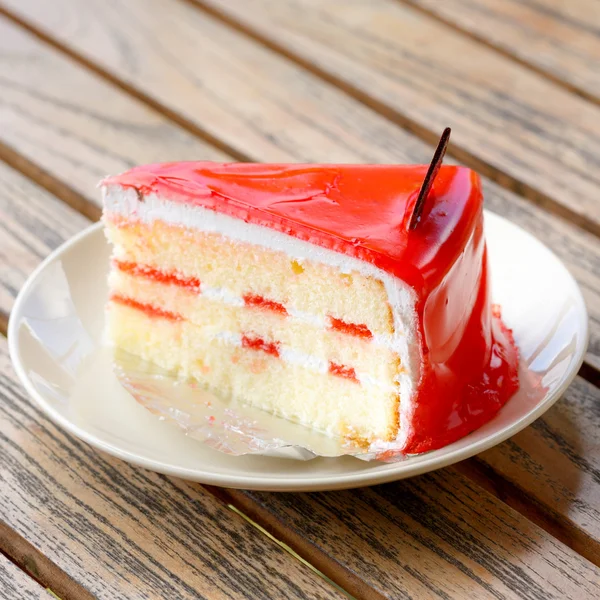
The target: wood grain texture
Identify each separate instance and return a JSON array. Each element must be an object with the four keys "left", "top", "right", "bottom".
[
  {"left": 0, "top": 334, "right": 343, "bottom": 599},
  {"left": 0, "top": 0, "right": 435, "bottom": 165},
  {"left": 0, "top": 520, "right": 94, "bottom": 600},
  {"left": 0, "top": 159, "right": 89, "bottom": 324},
  {"left": 461, "top": 377, "right": 600, "bottom": 568},
  {"left": 190, "top": 0, "right": 600, "bottom": 235},
  {"left": 473, "top": 377, "right": 600, "bottom": 564},
  {"left": 0, "top": 10, "right": 599, "bottom": 372},
  {"left": 0, "top": 552, "right": 52, "bottom": 599},
  {"left": 4, "top": 0, "right": 600, "bottom": 236},
  {"left": 0, "top": 14, "right": 227, "bottom": 204},
  {"left": 409, "top": 0, "right": 600, "bottom": 102},
  {"left": 225, "top": 461, "right": 600, "bottom": 600}
]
